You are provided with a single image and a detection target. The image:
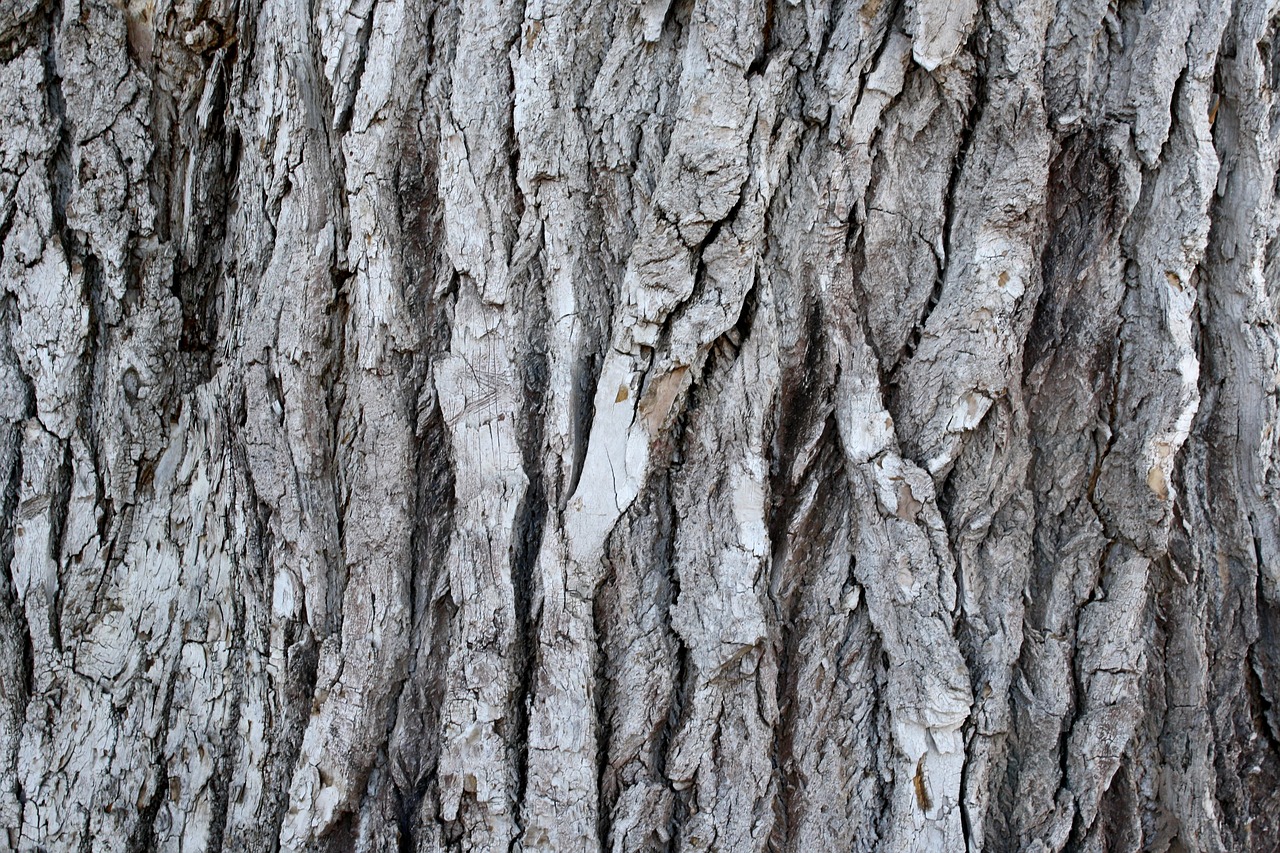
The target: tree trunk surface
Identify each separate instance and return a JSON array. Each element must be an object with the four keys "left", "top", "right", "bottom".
[{"left": 1, "top": 0, "right": 1279, "bottom": 850}]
